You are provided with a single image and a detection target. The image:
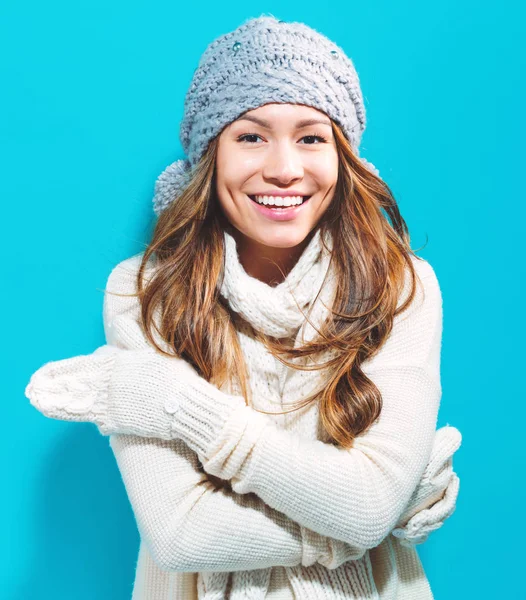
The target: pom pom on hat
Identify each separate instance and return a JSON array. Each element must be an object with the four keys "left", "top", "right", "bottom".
[
  {"left": 153, "top": 159, "right": 192, "bottom": 217},
  {"left": 359, "top": 157, "right": 380, "bottom": 177}
]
